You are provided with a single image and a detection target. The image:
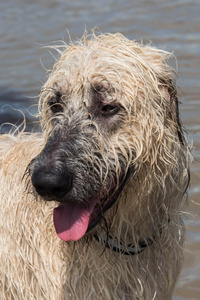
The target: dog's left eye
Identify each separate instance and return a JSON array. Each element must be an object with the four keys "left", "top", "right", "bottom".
[{"left": 101, "top": 104, "right": 121, "bottom": 116}]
